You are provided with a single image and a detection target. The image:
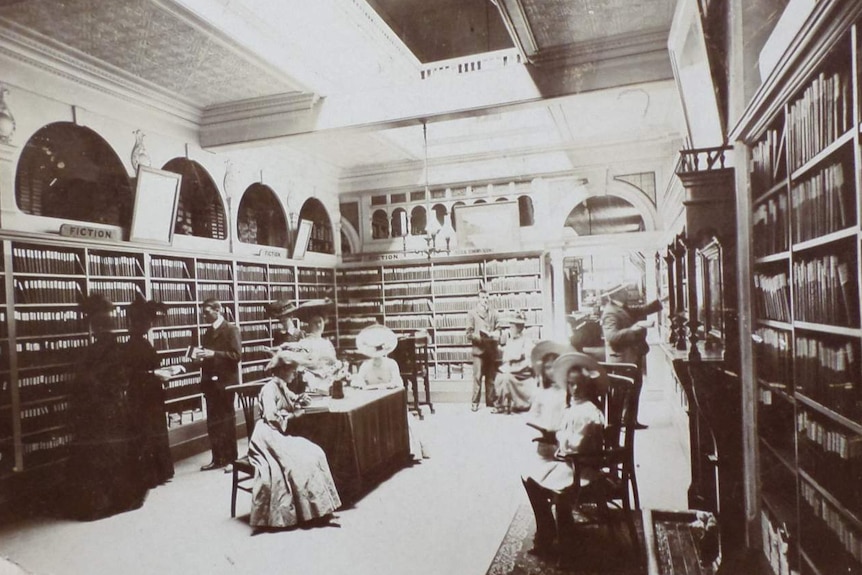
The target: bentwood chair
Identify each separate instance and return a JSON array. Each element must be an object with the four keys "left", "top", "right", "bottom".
[
  {"left": 599, "top": 361, "right": 642, "bottom": 509},
  {"left": 560, "top": 374, "right": 640, "bottom": 556},
  {"left": 226, "top": 382, "right": 264, "bottom": 518}
]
